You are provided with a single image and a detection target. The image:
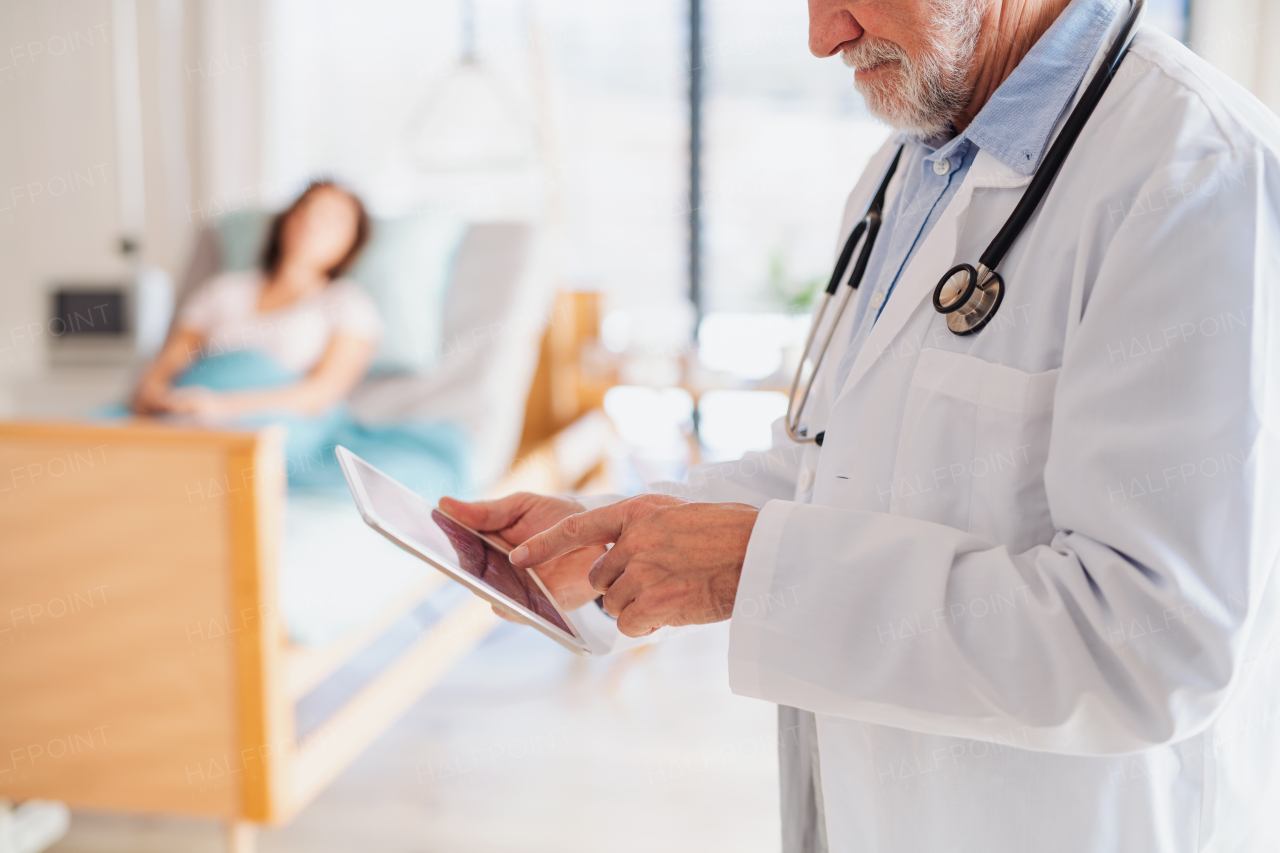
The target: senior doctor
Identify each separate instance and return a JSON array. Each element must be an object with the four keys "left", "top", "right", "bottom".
[{"left": 443, "top": 0, "right": 1280, "bottom": 848}]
